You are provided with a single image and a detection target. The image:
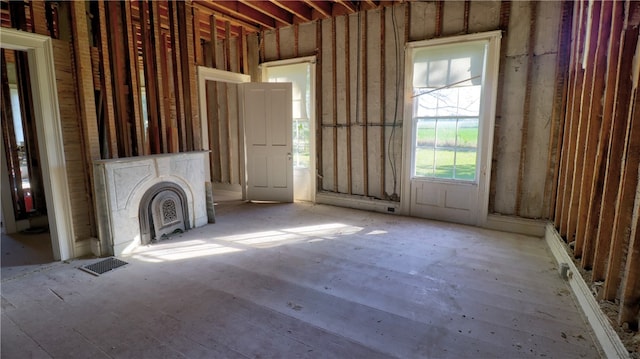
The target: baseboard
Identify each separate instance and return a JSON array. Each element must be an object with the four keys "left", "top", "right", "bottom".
[
  {"left": 484, "top": 214, "right": 546, "bottom": 236},
  {"left": 544, "top": 223, "right": 629, "bottom": 359},
  {"left": 316, "top": 192, "right": 400, "bottom": 215}
]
